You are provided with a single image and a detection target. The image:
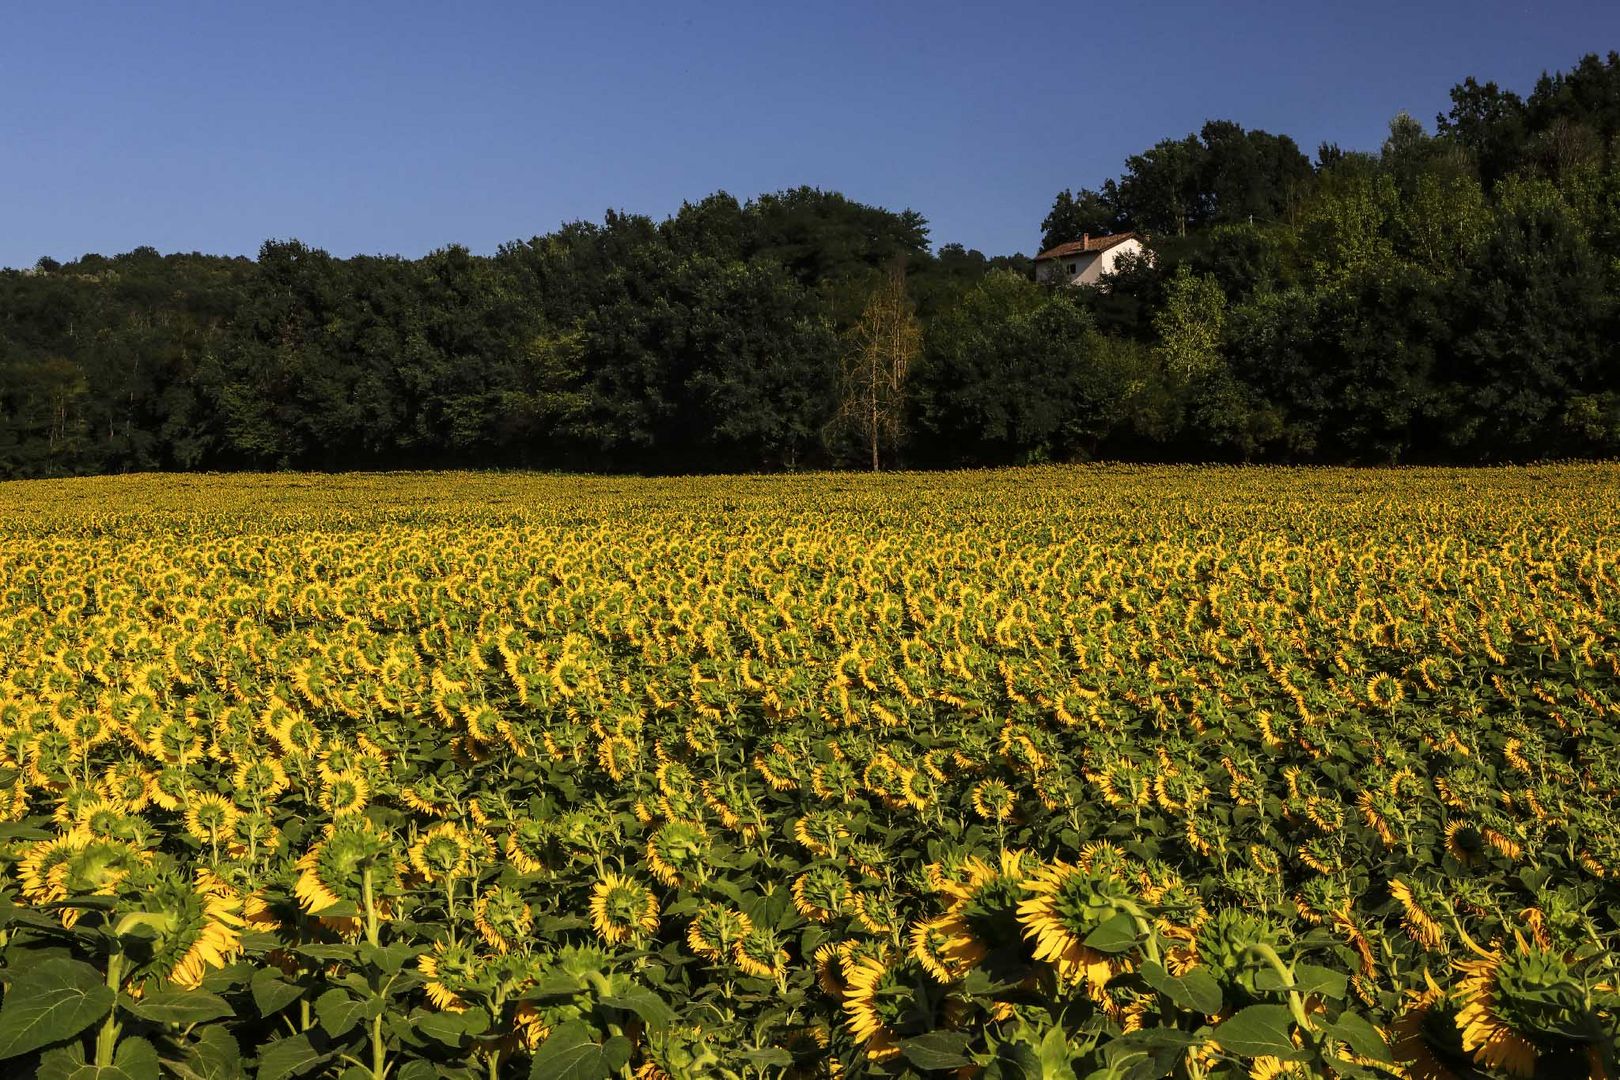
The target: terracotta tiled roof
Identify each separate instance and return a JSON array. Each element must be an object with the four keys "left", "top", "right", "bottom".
[{"left": 1034, "top": 232, "right": 1139, "bottom": 261}]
